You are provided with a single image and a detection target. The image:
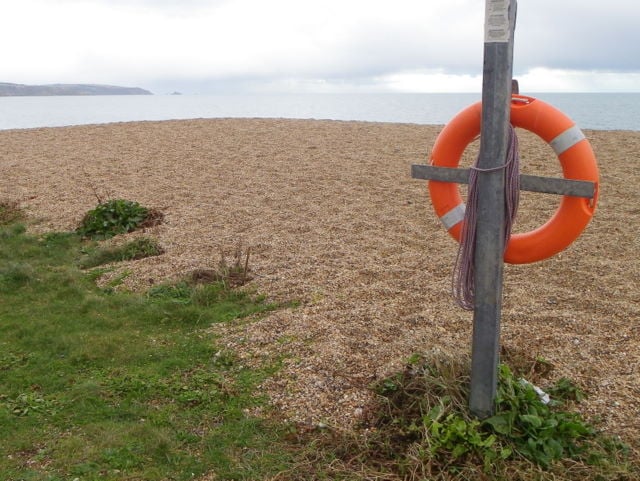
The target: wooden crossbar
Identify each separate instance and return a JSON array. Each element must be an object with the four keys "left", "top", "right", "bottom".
[{"left": 411, "top": 164, "right": 596, "bottom": 198}]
